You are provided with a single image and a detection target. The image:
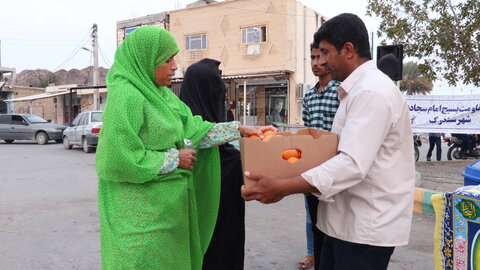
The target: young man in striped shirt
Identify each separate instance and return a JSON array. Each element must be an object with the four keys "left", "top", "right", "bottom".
[{"left": 298, "top": 42, "right": 340, "bottom": 270}]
